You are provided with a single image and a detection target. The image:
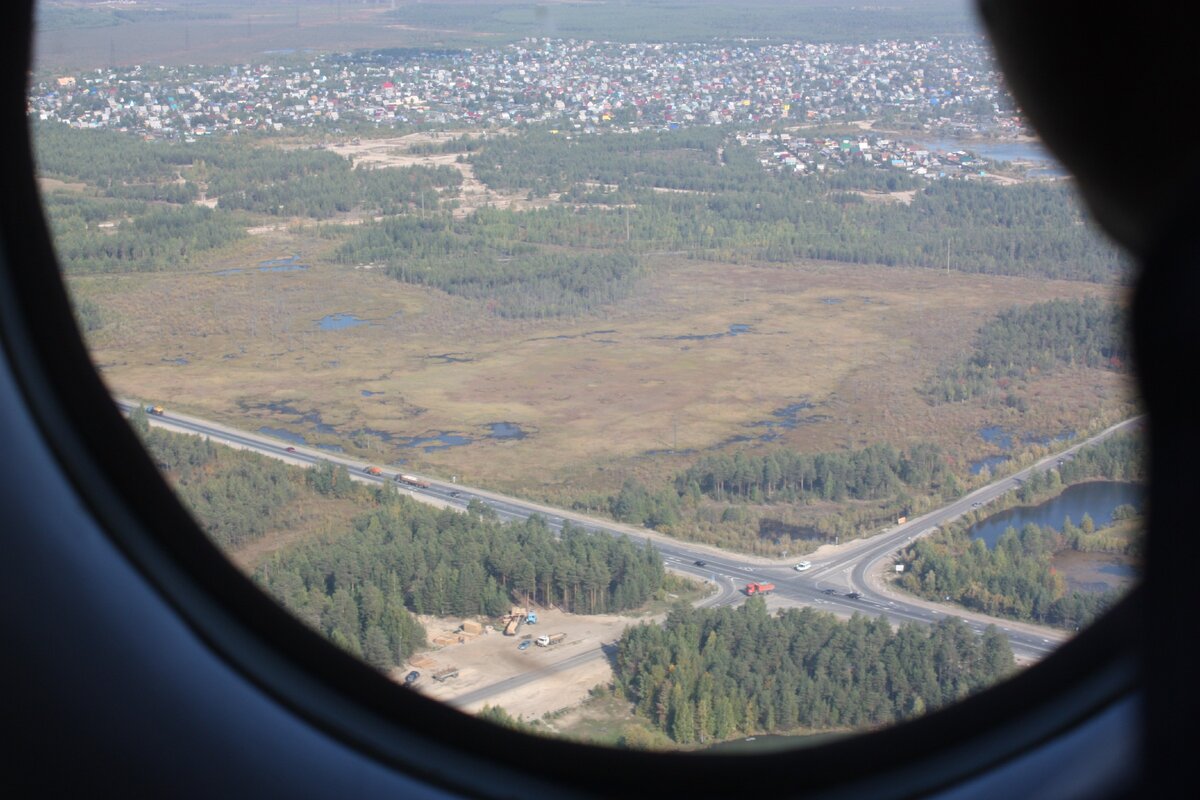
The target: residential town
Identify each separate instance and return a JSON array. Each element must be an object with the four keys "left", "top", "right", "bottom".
[{"left": 30, "top": 36, "right": 1025, "bottom": 141}]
